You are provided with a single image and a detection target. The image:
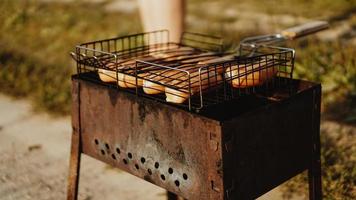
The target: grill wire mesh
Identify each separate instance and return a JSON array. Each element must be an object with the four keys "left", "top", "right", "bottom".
[{"left": 71, "top": 30, "right": 295, "bottom": 112}]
